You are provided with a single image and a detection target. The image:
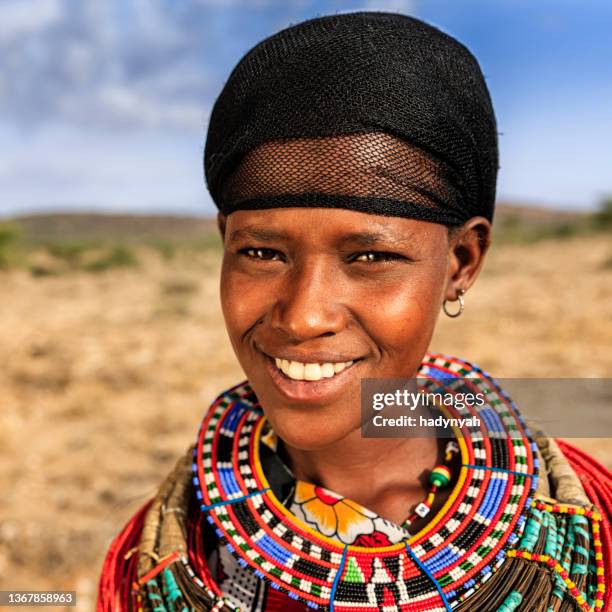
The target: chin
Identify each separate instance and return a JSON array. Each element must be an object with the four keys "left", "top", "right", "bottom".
[{"left": 265, "top": 409, "right": 357, "bottom": 451}]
